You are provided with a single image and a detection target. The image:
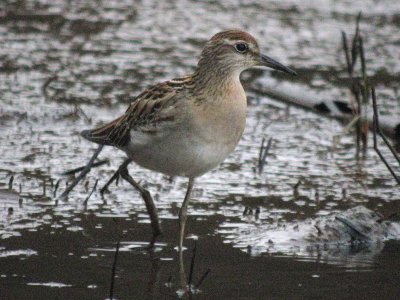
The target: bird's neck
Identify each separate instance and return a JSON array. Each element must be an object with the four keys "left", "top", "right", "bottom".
[{"left": 191, "top": 64, "right": 243, "bottom": 102}]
